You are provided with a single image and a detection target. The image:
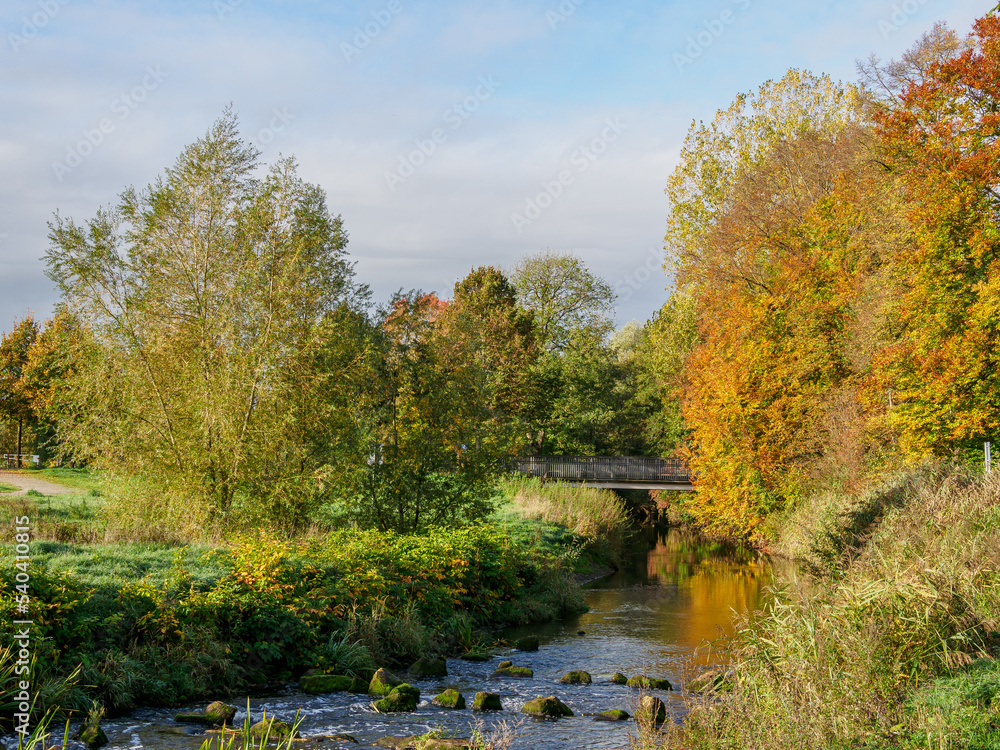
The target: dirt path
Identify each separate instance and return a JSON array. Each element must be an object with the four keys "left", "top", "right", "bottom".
[{"left": 0, "top": 470, "right": 81, "bottom": 496}]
